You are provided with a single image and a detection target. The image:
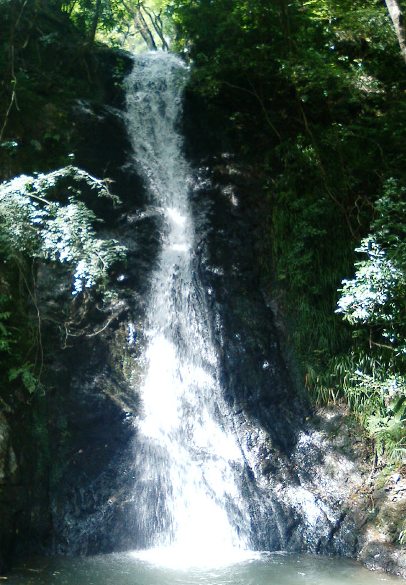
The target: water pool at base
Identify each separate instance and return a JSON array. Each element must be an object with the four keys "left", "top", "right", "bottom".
[{"left": 6, "top": 552, "right": 403, "bottom": 585}]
